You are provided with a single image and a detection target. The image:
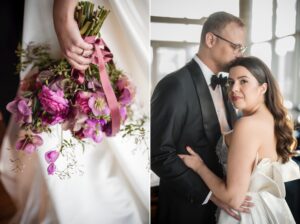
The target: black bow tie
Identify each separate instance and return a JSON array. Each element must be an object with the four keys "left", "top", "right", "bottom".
[{"left": 210, "top": 74, "right": 227, "bottom": 90}]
